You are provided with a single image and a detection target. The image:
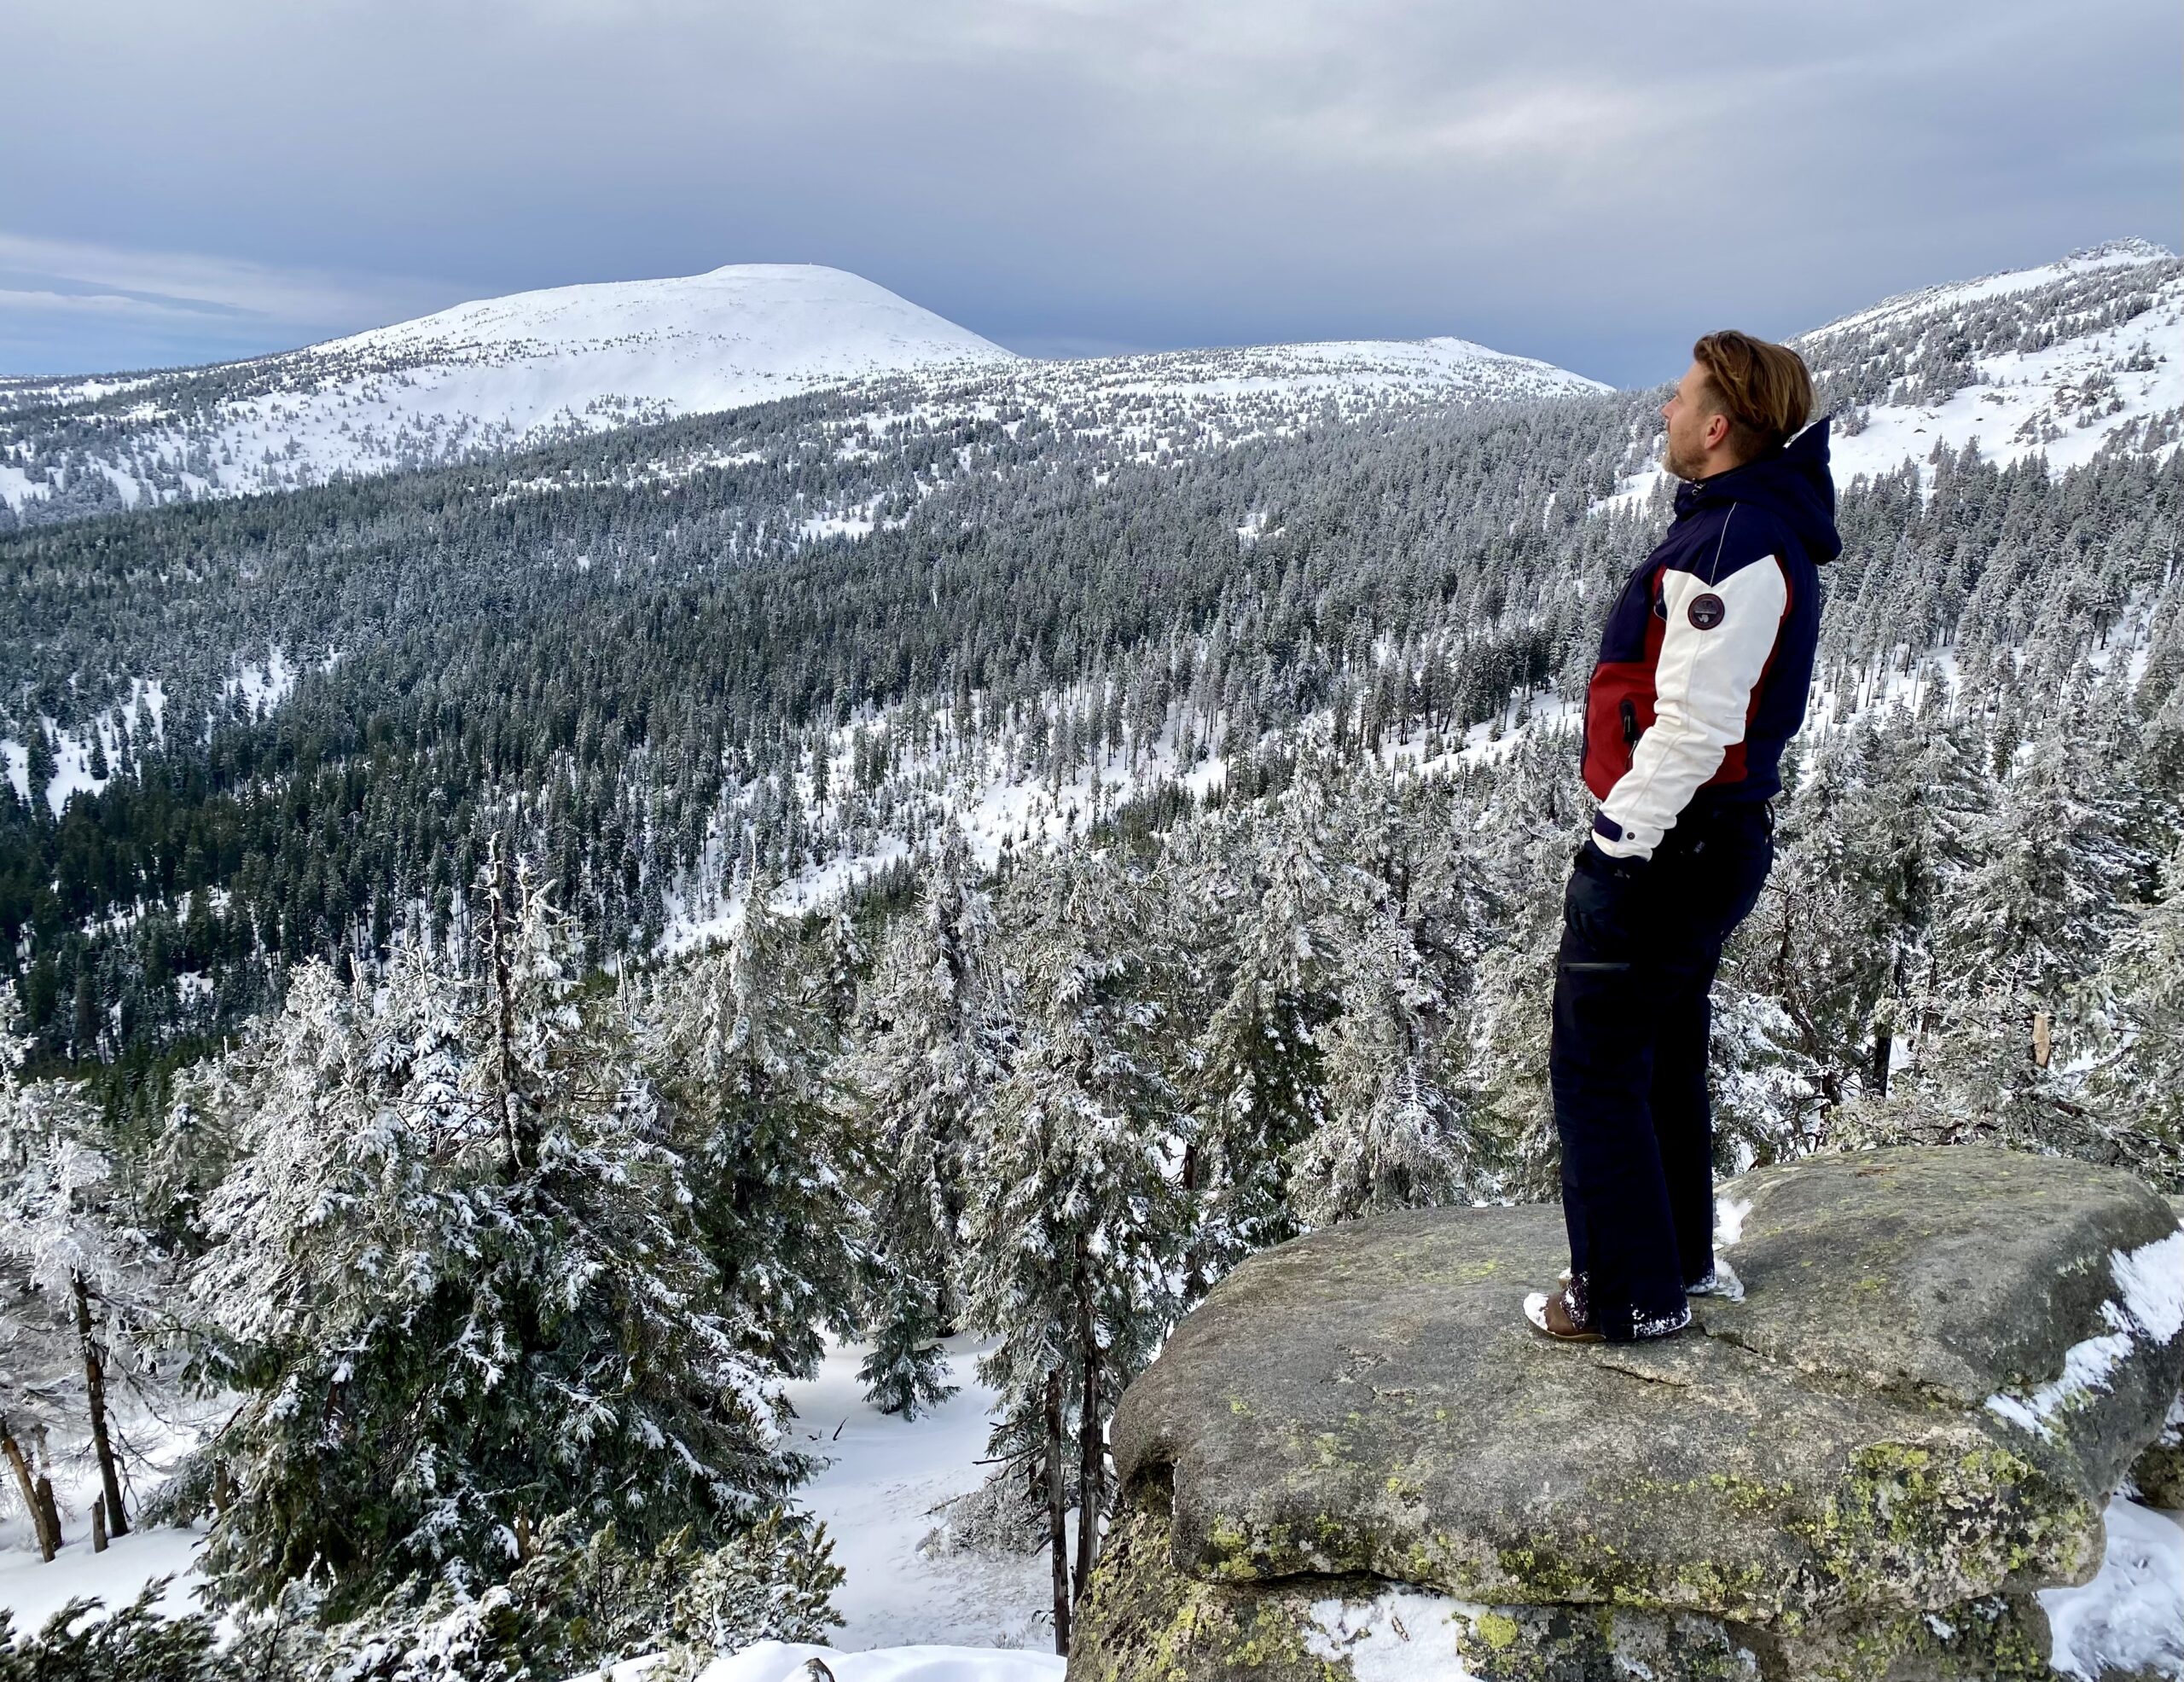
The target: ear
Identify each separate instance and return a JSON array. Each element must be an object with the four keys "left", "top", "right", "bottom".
[{"left": 1703, "top": 410, "right": 1733, "bottom": 452}]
